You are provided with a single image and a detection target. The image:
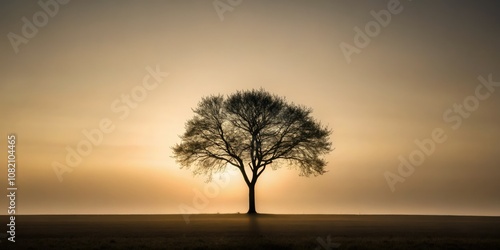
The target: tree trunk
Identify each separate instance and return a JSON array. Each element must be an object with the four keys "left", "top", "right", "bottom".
[{"left": 247, "top": 184, "right": 257, "bottom": 214}]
